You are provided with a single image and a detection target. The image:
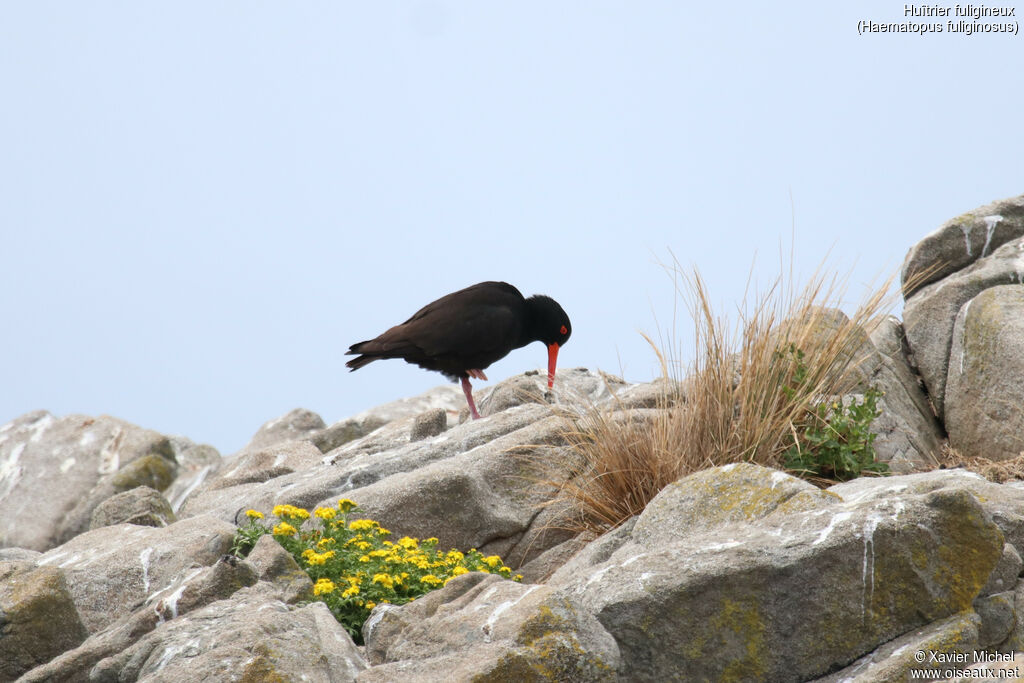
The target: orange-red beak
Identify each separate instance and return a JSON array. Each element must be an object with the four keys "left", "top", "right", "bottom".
[{"left": 547, "top": 342, "right": 560, "bottom": 388}]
